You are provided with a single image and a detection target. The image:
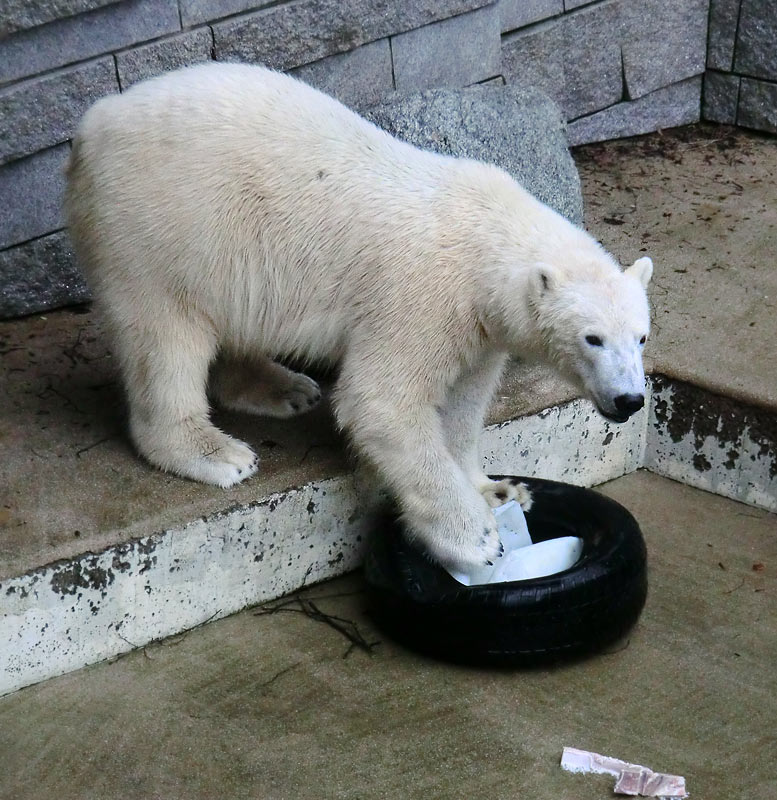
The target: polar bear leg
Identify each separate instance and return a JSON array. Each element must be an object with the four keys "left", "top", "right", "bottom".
[
  {"left": 335, "top": 359, "right": 502, "bottom": 572},
  {"left": 119, "top": 316, "right": 258, "bottom": 488},
  {"left": 440, "top": 351, "right": 533, "bottom": 512},
  {"left": 440, "top": 350, "right": 506, "bottom": 484},
  {"left": 210, "top": 355, "right": 321, "bottom": 418}
]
